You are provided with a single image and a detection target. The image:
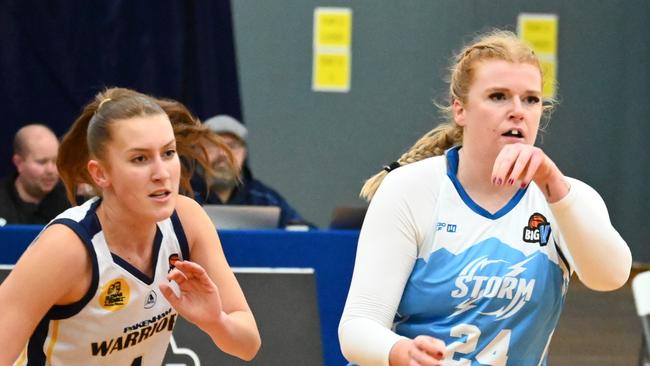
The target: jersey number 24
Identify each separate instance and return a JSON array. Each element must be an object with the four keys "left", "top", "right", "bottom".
[{"left": 446, "top": 323, "right": 511, "bottom": 366}]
